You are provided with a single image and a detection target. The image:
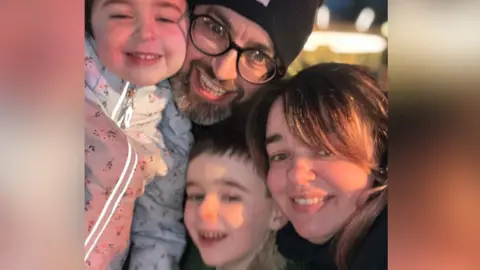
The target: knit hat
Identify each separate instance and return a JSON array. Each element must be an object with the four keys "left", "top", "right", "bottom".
[{"left": 188, "top": 0, "right": 322, "bottom": 71}]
